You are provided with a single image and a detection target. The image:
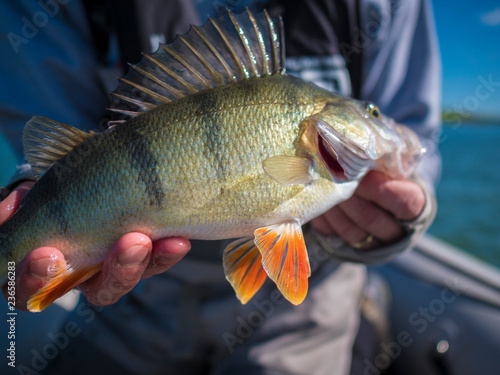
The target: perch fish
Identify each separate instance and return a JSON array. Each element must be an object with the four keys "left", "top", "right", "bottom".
[{"left": 0, "top": 10, "right": 423, "bottom": 312}]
